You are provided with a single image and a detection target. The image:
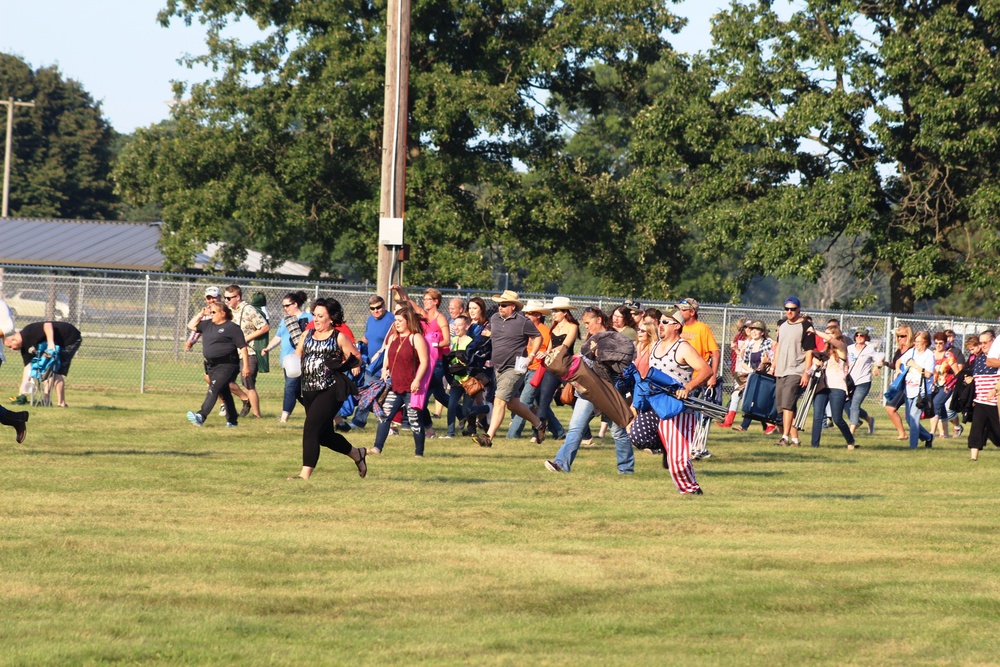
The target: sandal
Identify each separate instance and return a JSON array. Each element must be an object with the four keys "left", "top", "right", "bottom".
[
  {"left": 286, "top": 475, "right": 307, "bottom": 481},
  {"left": 354, "top": 447, "right": 368, "bottom": 478},
  {"left": 731, "top": 425, "right": 745, "bottom": 431}
]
